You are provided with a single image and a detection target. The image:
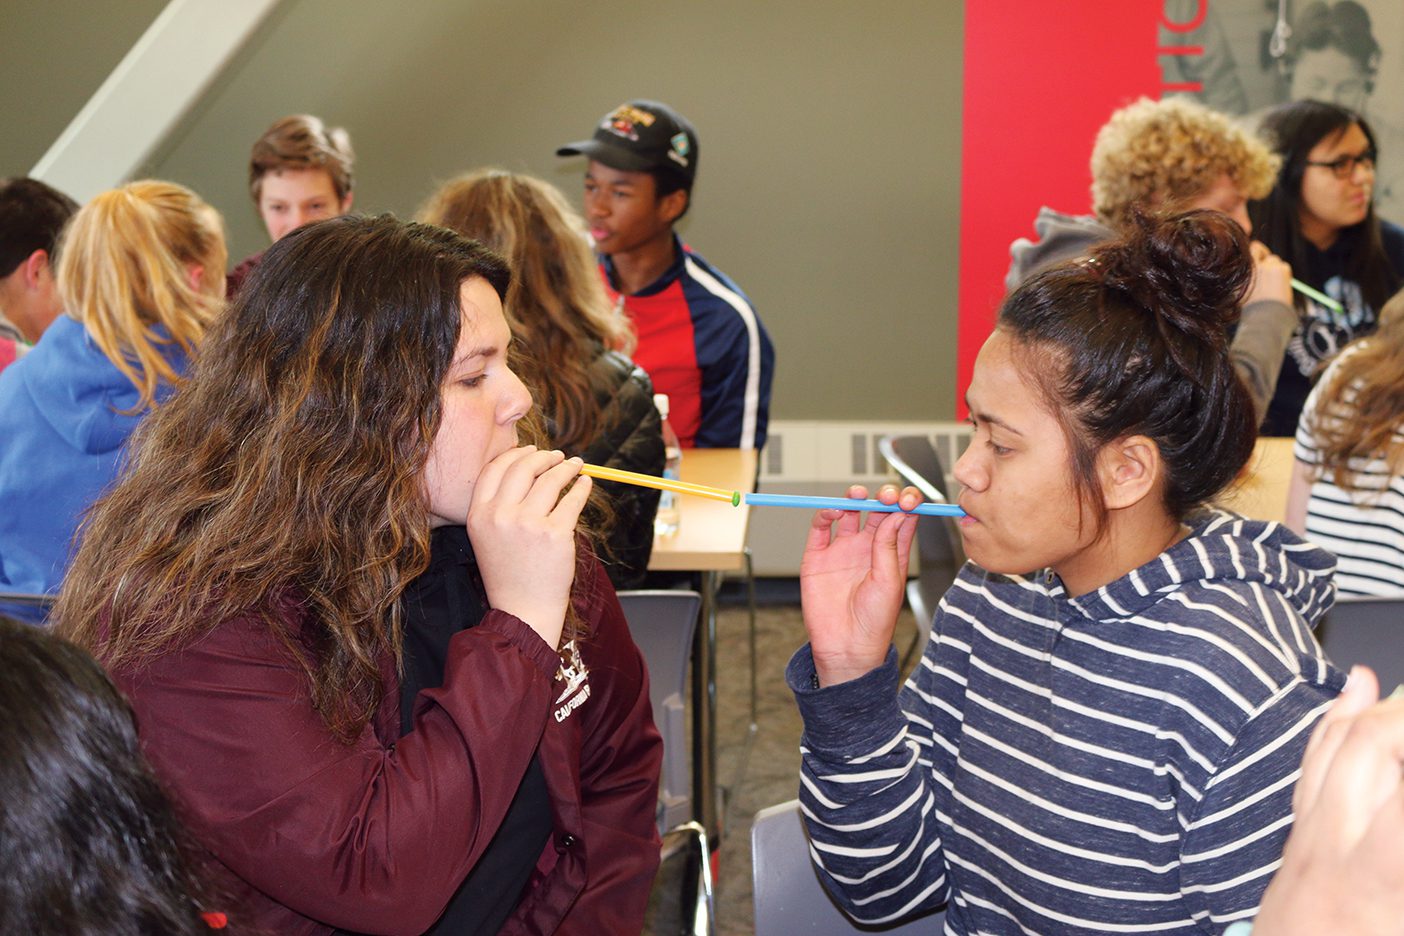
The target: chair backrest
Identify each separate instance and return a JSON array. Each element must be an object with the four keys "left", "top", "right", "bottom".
[
  {"left": 615, "top": 589, "right": 701, "bottom": 833},
  {"left": 752, "top": 800, "right": 944, "bottom": 936},
  {"left": 0, "top": 590, "right": 55, "bottom": 626},
  {"left": 878, "top": 435, "right": 965, "bottom": 627},
  {"left": 1318, "top": 595, "right": 1404, "bottom": 692}
]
